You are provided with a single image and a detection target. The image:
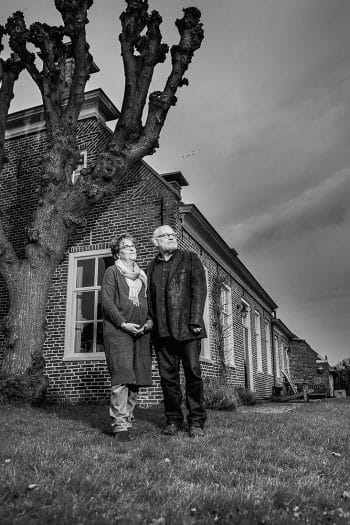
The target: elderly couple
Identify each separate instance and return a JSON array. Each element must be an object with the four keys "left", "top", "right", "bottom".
[{"left": 101, "top": 225, "right": 207, "bottom": 442}]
